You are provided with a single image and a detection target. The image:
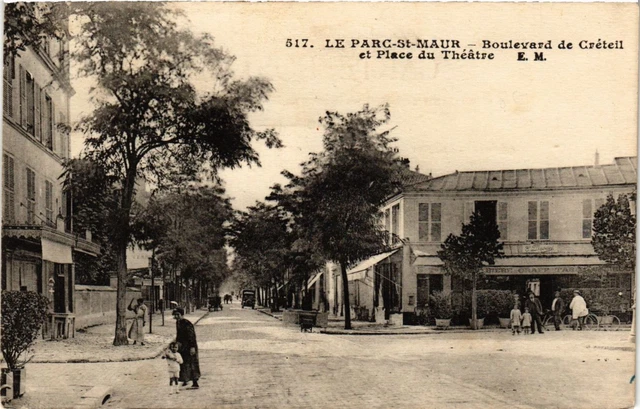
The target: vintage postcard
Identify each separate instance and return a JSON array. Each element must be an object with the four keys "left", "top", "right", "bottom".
[{"left": 1, "top": 2, "right": 637, "bottom": 409}]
